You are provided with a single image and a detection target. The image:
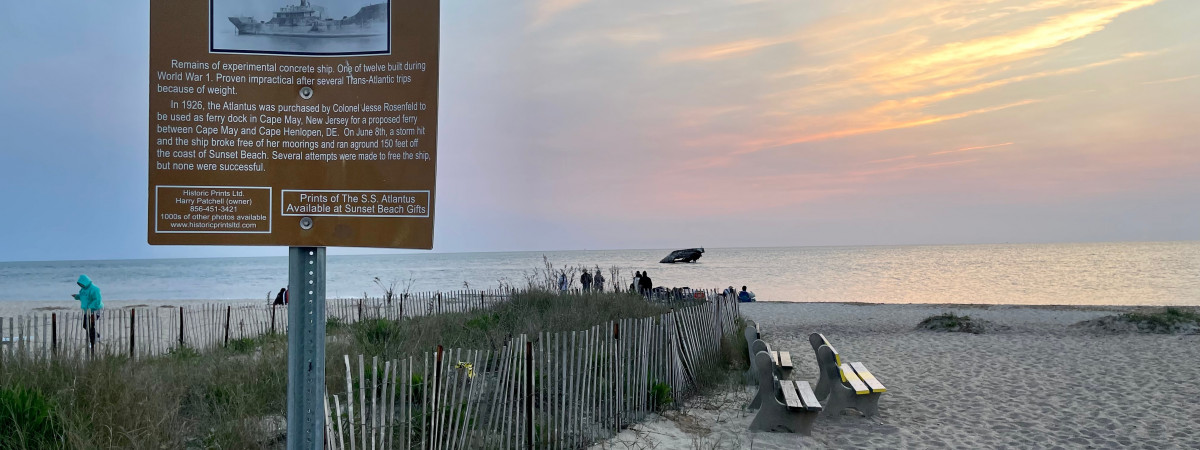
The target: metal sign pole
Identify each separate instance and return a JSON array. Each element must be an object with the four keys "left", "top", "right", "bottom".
[{"left": 287, "top": 246, "right": 326, "bottom": 449}]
